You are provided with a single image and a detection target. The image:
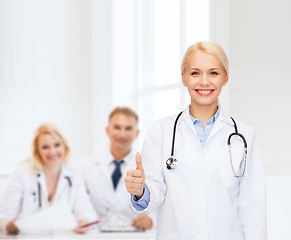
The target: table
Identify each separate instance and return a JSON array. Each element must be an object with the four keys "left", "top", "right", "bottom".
[{"left": 0, "top": 228, "right": 156, "bottom": 240}]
